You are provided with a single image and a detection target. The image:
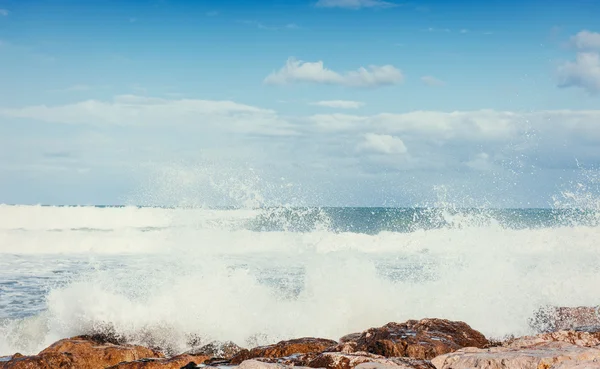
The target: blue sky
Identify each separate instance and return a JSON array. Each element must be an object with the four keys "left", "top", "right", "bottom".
[{"left": 1, "top": 0, "right": 600, "bottom": 207}]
